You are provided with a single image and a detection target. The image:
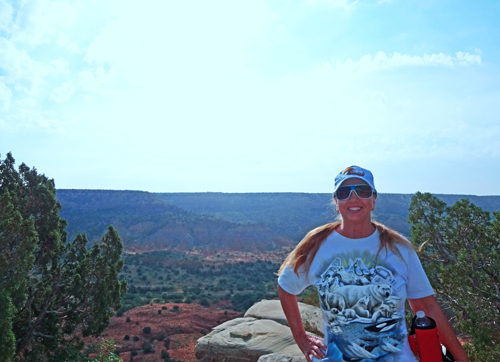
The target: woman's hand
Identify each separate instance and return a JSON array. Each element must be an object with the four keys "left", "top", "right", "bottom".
[
  {"left": 293, "top": 330, "right": 327, "bottom": 362},
  {"left": 278, "top": 285, "right": 327, "bottom": 361}
]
